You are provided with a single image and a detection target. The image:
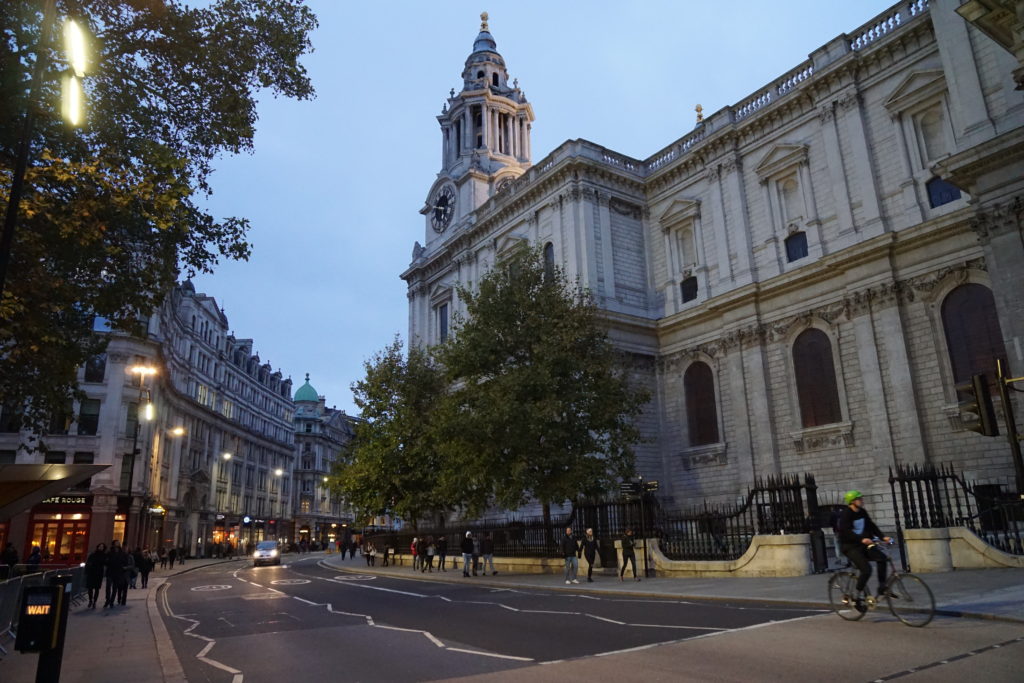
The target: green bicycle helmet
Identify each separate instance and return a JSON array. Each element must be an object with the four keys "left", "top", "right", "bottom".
[{"left": 844, "top": 490, "right": 863, "bottom": 505}]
